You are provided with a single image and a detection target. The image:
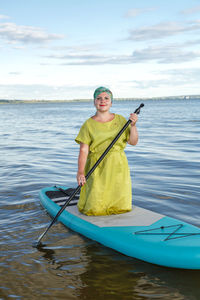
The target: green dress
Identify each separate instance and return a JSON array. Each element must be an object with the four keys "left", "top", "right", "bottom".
[{"left": 75, "top": 114, "right": 132, "bottom": 216}]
